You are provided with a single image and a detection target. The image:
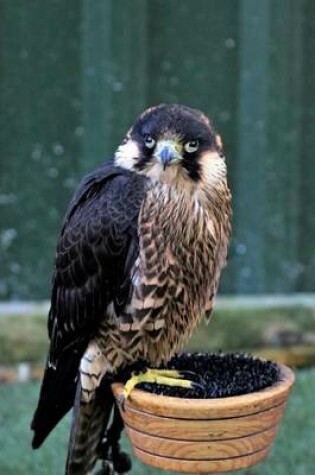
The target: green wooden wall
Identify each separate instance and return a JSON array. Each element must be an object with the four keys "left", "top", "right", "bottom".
[{"left": 0, "top": 0, "right": 314, "bottom": 300}]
